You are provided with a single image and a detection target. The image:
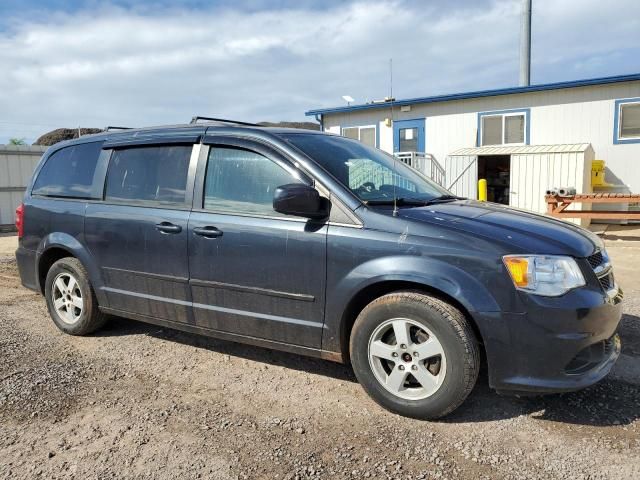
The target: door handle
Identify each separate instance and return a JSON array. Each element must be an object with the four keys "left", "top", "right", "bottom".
[
  {"left": 155, "top": 222, "right": 182, "bottom": 234},
  {"left": 193, "top": 226, "right": 223, "bottom": 238}
]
